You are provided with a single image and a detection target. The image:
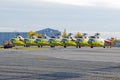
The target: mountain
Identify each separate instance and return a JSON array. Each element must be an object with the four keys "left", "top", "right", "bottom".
[{"left": 36, "top": 28, "right": 61, "bottom": 37}]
